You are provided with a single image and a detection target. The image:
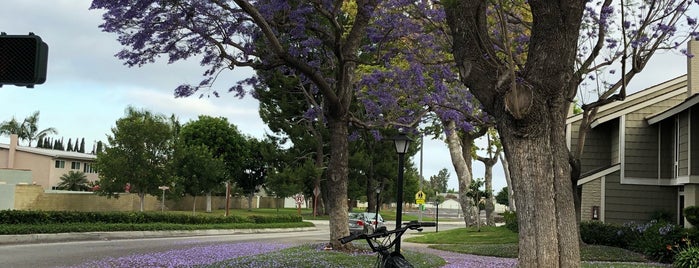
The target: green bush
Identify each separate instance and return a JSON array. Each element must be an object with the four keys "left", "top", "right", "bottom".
[
  {"left": 673, "top": 246, "right": 699, "bottom": 268},
  {"left": 249, "top": 214, "right": 302, "bottom": 224},
  {"left": 502, "top": 210, "right": 518, "bottom": 233},
  {"left": 684, "top": 206, "right": 699, "bottom": 227},
  {"left": 650, "top": 210, "right": 675, "bottom": 223},
  {"left": 580, "top": 221, "right": 633, "bottom": 248},
  {"left": 626, "top": 220, "right": 688, "bottom": 263},
  {"left": 0, "top": 210, "right": 299, "bottom": 225}
]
